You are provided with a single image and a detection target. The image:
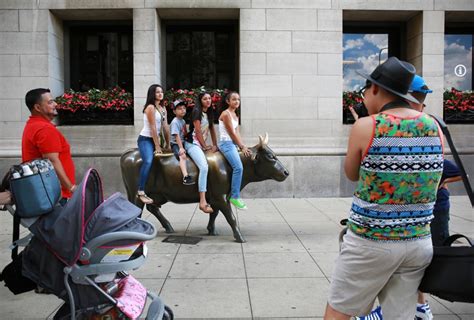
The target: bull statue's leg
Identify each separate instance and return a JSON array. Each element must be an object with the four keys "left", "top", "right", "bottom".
[
  {"left": 215, "top": 198, "right": 245, "bottom": 243},
  {"left": 146, "top": 204, "right": 175, "bottom": 233},
  {"left": 207, "top": 210, "right": 219, "bottom": 236}
]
